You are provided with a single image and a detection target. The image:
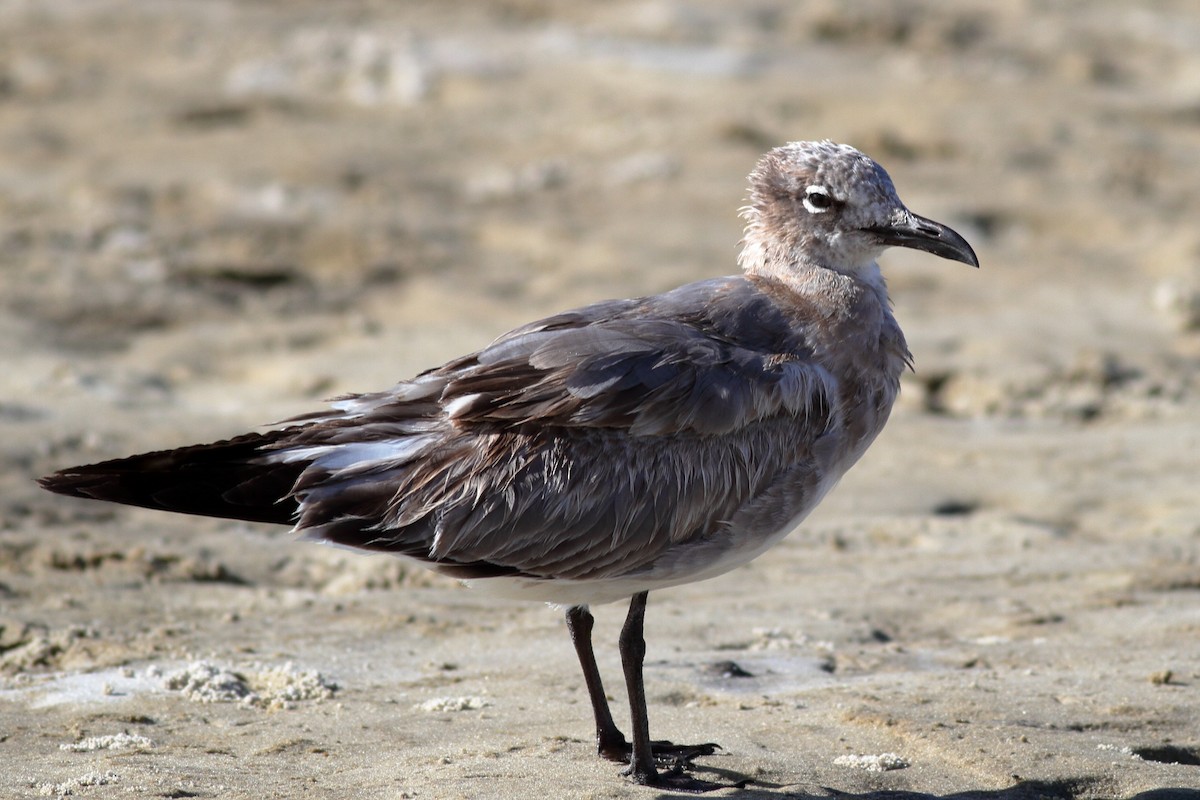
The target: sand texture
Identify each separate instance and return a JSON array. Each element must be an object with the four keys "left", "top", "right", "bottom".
[{"left": 2, "top": 1, "right": 1199, "bottom": 798}]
